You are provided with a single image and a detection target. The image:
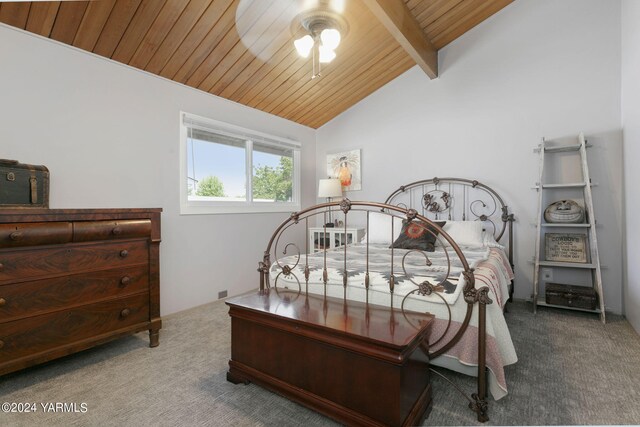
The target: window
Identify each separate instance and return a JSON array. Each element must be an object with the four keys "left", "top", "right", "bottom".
[{"left": 180, "top": 112, "right": 301, "bottom": 214}]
